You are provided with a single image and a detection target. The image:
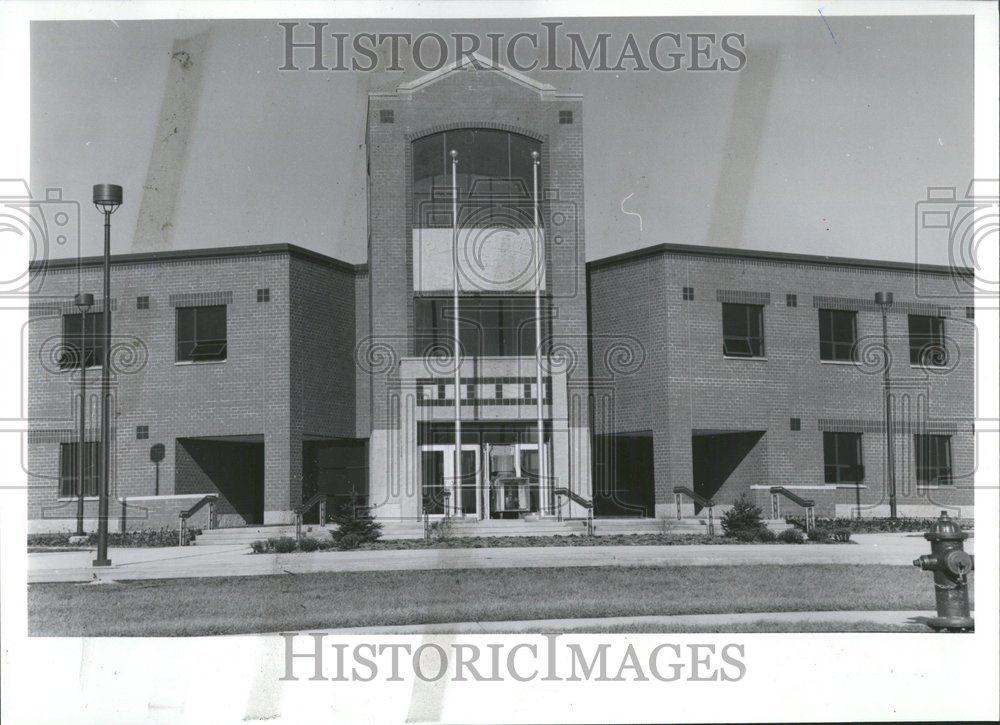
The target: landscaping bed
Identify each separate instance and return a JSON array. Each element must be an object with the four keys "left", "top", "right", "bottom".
[
  {"left": 786, "top": 516, "right": 973, "bottom": 534},
  {"left": 27, "top": 528, "right": 196, "bottom": 551}
]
